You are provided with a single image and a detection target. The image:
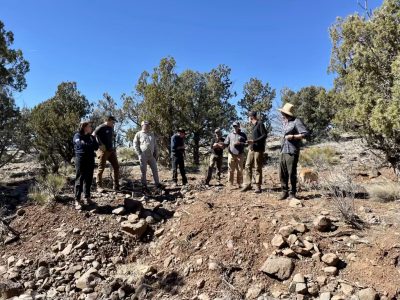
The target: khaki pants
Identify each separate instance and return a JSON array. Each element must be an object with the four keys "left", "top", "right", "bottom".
[
  {"left": 243, "top": 150, "right": 264, "bottom": 188},
  {"left": 205, "top": 154, "right": 223, "bottom": 184},
  {"left": 228, "top": 153, "right": 244, "bottom": 185},
  {"left": 96, "top": 149, "right": 119, "bottom": 188},
  {"left": 139, "top": 154, "right": 160, "bottom": 186}
]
